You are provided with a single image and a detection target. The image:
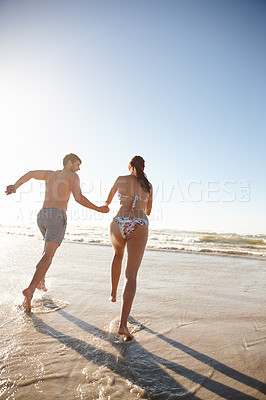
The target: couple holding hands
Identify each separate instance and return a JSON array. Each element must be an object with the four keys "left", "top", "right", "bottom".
[{"left": 6, "top": 153, "right": 152, "bottom": 339}]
